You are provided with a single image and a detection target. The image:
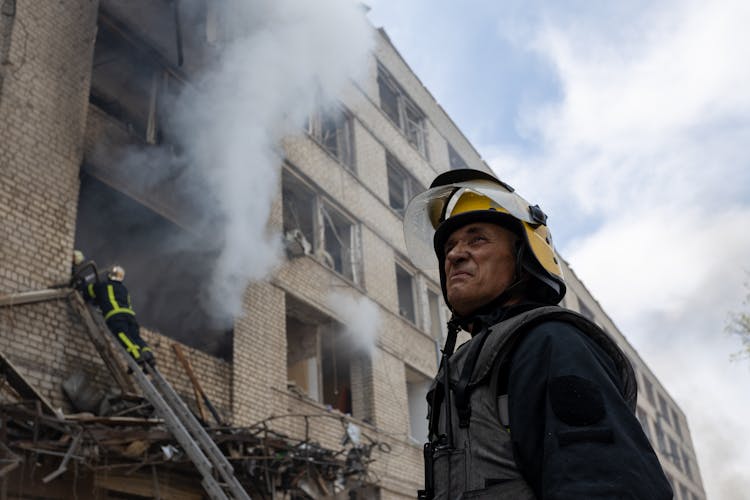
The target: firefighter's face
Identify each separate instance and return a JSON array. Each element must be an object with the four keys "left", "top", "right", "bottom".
[{"left": 443, "top": 222, "right": 517, "bottom": 316}]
